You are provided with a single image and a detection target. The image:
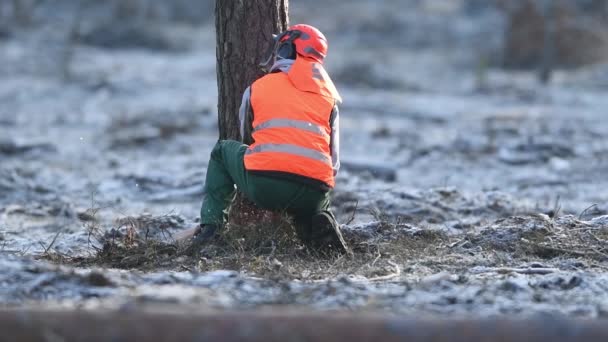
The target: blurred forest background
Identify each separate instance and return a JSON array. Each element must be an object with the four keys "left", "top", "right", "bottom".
[{"left": 1, "top": 0, "right": 608, "bottom": 82}]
